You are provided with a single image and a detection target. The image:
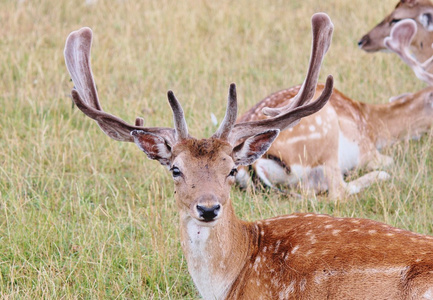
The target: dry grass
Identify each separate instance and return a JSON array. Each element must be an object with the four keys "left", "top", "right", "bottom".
[{"left": 1, "top": 0, "right": 432, "bottom": 298}]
